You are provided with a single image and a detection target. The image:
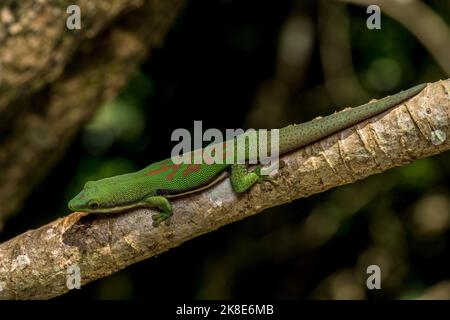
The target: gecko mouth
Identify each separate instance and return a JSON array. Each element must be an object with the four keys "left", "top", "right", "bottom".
[
  {"left": 82, "top": 203, "right": 149, "bottom": 214},
  {"left": 68, "top": 198, "right": 82, "bottom": 212}
]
